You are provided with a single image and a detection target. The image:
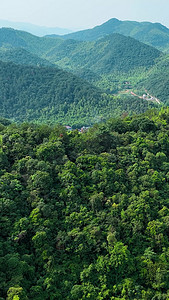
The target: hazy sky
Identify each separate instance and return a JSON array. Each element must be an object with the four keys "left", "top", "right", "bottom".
[{"left": 0, "top": 0, "right": 169, "bottom": 29}]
